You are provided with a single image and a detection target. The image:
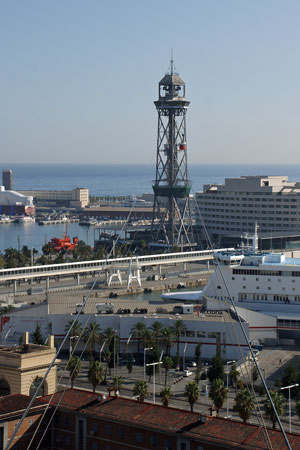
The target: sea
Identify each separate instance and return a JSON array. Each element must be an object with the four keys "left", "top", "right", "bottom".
[{"left": 0, "top": 163, "right": 299, "bottom": 252}]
